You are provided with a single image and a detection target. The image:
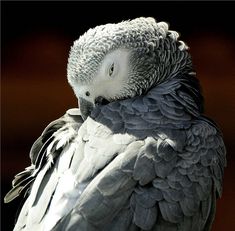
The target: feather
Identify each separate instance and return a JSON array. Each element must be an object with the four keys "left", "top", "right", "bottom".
[
  {"left": 133, "top": 203, "right": 158, "bottom": 230},
  {"left": 133, "top": 152, "right": 156, "bottom": 185},
  {"left": 134, "top": 188, "right": 156, "bottom": 208},
  {"left": 159, "top": 201, "right": 183, "bottom": 223},
  {"left": 154, "top": 157, "right": 177, "bottom": 178},
  {"left": 4, "top": 176, "right": 34, "bottom": 203}
]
